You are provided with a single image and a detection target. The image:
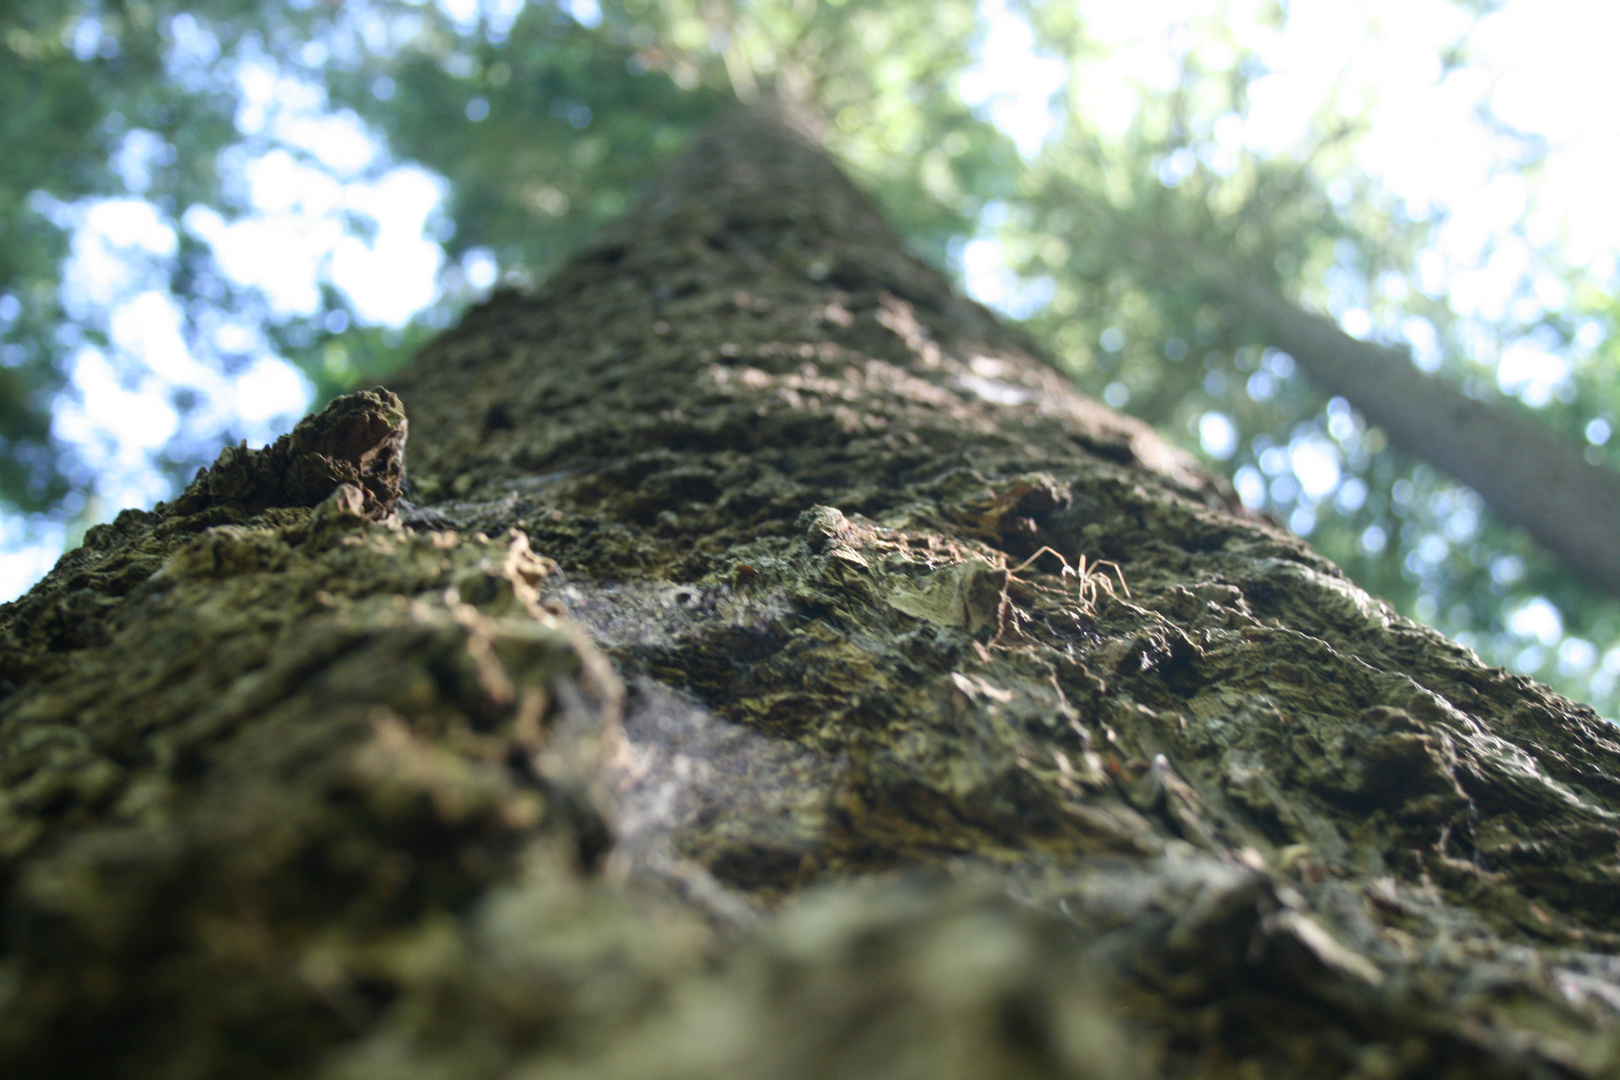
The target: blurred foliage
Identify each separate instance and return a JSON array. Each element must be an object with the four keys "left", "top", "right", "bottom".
[
  {"left": 1, "top": 0, "right": 172, "bottom": 510},
  {"left": 3, "top": 0, "right": 1619, "bottom": 714}
]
